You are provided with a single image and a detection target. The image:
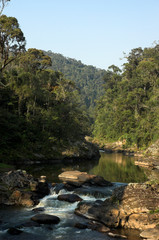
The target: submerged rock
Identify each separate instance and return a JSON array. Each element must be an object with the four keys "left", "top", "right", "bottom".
[
  {"left": 75, "top": 183, "right": 159, "bottom": 230},
  {"left": 57, "top": 194, "right": 83, "bottom": 203},
  {"left": 107, "top": 232, "right": 127, "bottom": 239},
  {"left": 31, "top": 214, "right": 60, "bottom": 224},
  {"left": 8, "top": 227, "right": 23, "bottom": 235},
  {"left": 74, "top": 221, "right": 110, "bottom": 233}
]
